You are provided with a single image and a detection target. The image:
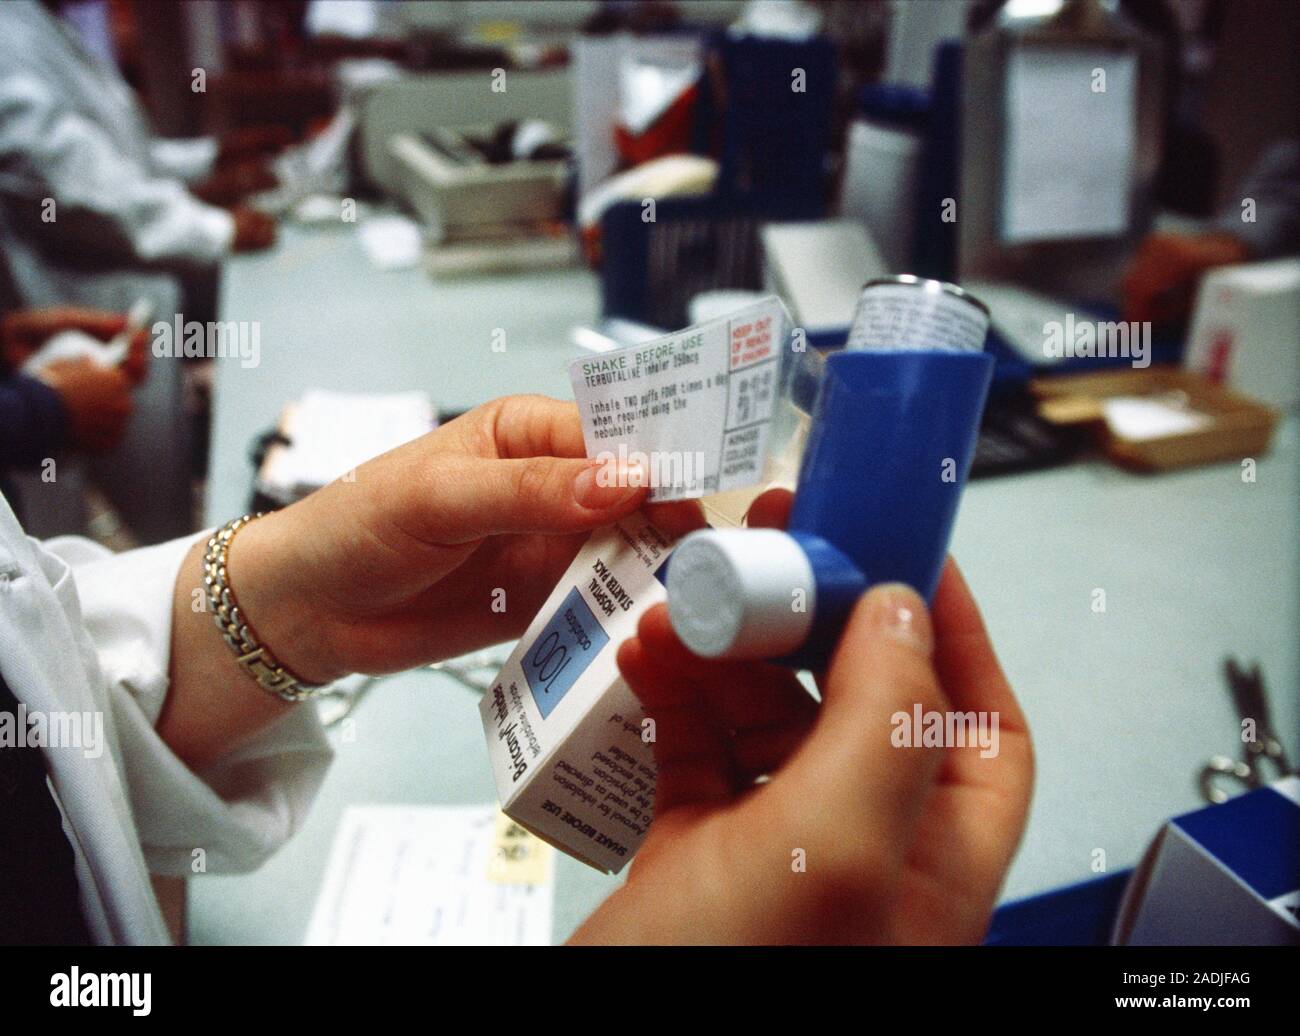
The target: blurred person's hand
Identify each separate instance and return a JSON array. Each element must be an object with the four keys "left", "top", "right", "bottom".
[
  {"left": 567, "top": 489, "right": 1033, "bottom": 945},
  {"left": 34, "top": 357, "right": 136, "bottom": 453},
  {"left": 2, "top": 307, "right": 148, "bottom": 384},
  {"left": 218, "top": 124, "right": 294, "bottom": 165},
  {"left": 192, "top": 161, "right": 279, "bottom": 206},
  {"left": 228, "top": 205, "right": 277, "bottom": 252},
  {"left": 162, "top": 395, "right": 702, "bottom": 765},
  {"left": 1122, "top": 230, "right": 1252, "bottom": 325}
]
